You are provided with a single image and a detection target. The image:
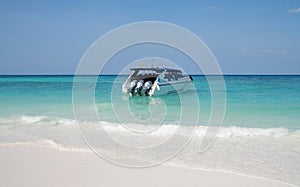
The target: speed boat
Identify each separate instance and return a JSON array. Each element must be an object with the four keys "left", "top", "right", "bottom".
[{"left": 122, "top": 67, "right": 193, "bottom": 96}]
